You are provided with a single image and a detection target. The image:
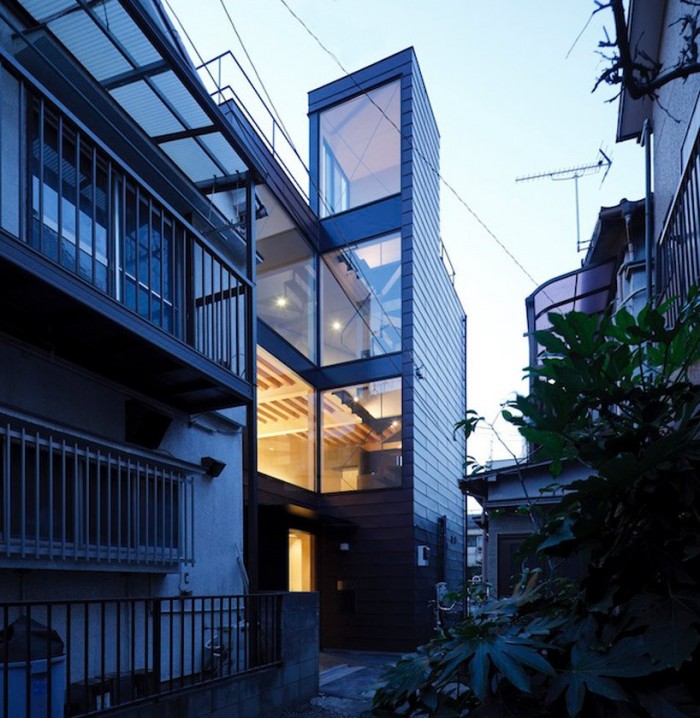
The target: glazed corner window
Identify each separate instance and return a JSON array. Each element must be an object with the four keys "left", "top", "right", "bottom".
[
  {"left": 319, "top": 80, "right": 401, "bottom": 217},
  {"left": 257, "top": 347, "right": 316, "bottom": 490},
  {"left": 322, "top": 378, "right": 401, "bottom": 493},
  {"left": 322, "top": 233, "right": 401, "bottom": 365},
  {"left": 257, "top": 229, "right": 317, "bottom": 362}
]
